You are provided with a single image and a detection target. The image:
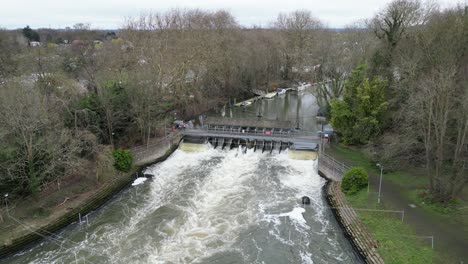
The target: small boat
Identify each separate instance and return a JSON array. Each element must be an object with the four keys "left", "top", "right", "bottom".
[
  {"left": 276, "top": 88, "right": 286, "bottom": 96},
  {"left": 297, "top": 82, "right": 311, "bottom": 91},
  {"left": 264, "top": 92, "right": 277, "bottom": 99}
]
